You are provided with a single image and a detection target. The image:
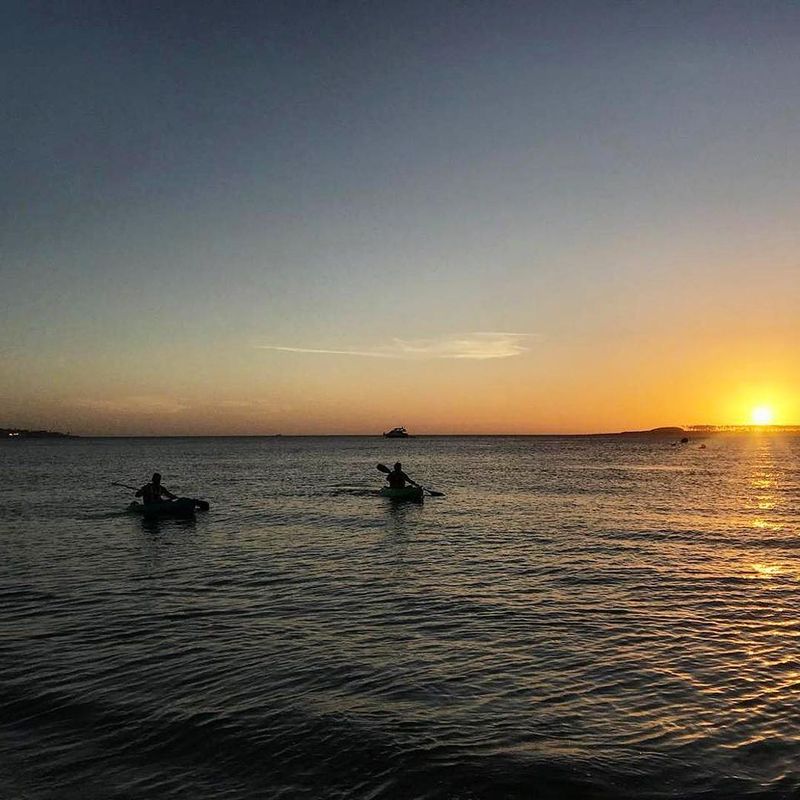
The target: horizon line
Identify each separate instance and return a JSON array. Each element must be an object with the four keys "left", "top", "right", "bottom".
[{"left": 6, "top": 424, "right": 800, "bottom": 439}]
